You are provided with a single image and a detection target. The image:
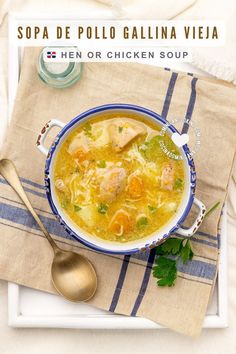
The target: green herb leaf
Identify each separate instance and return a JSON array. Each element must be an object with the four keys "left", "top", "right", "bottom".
[
  {"left": 180, "top": 239, "right": 194, "bottom": 263},
  {"left": 136, "top": 216, "right": 148, "bottom": 229},
  {"left": 83, "top": 123, "right": 92, "bottom": 137},
  {"left": 155, "top": 237, "right": 182, "bottom": 256},
  {"left": 148, "top": 205, "right": 157, "bottom": 214},
  {"left": 98, "top": 203, "right": 108, "bottom": 214},
  {"left": 139, "top": 136, "right": 162, "bottom": 160},
  {"left": 154, "top": 238, "right": 194, "bottom": 286},
  {"left": 174, "top": 178, "right": 184, "bottom": 190},
  {"left": 152, "top": 256, "right": 177, "bottom": 287},
  {"left": 162, "top": 238, "right": 183, "bottom": 255},
  {"left": 155, "top": 245, "right": 166, "bottom": 256},
  {"left": 74, "top": 205, "right": 82, "bottom": 212},
  {"left": 140, "top": 135, "right": 180, "bottom": 162},
  {"left": 118, "top": 126, "right": 123, "bottom": 133},
  {"left": 204, "top": 201, "right": 220, "bottom": 219},
  {"left": 97, "top": 160, "right": 106, "bottom": 168},
  {"left": 152, "top": 201, "right": 221, "bottom": 288},
  {"left": 61, "top": 199, "right": 69, "bottom": 209}
]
